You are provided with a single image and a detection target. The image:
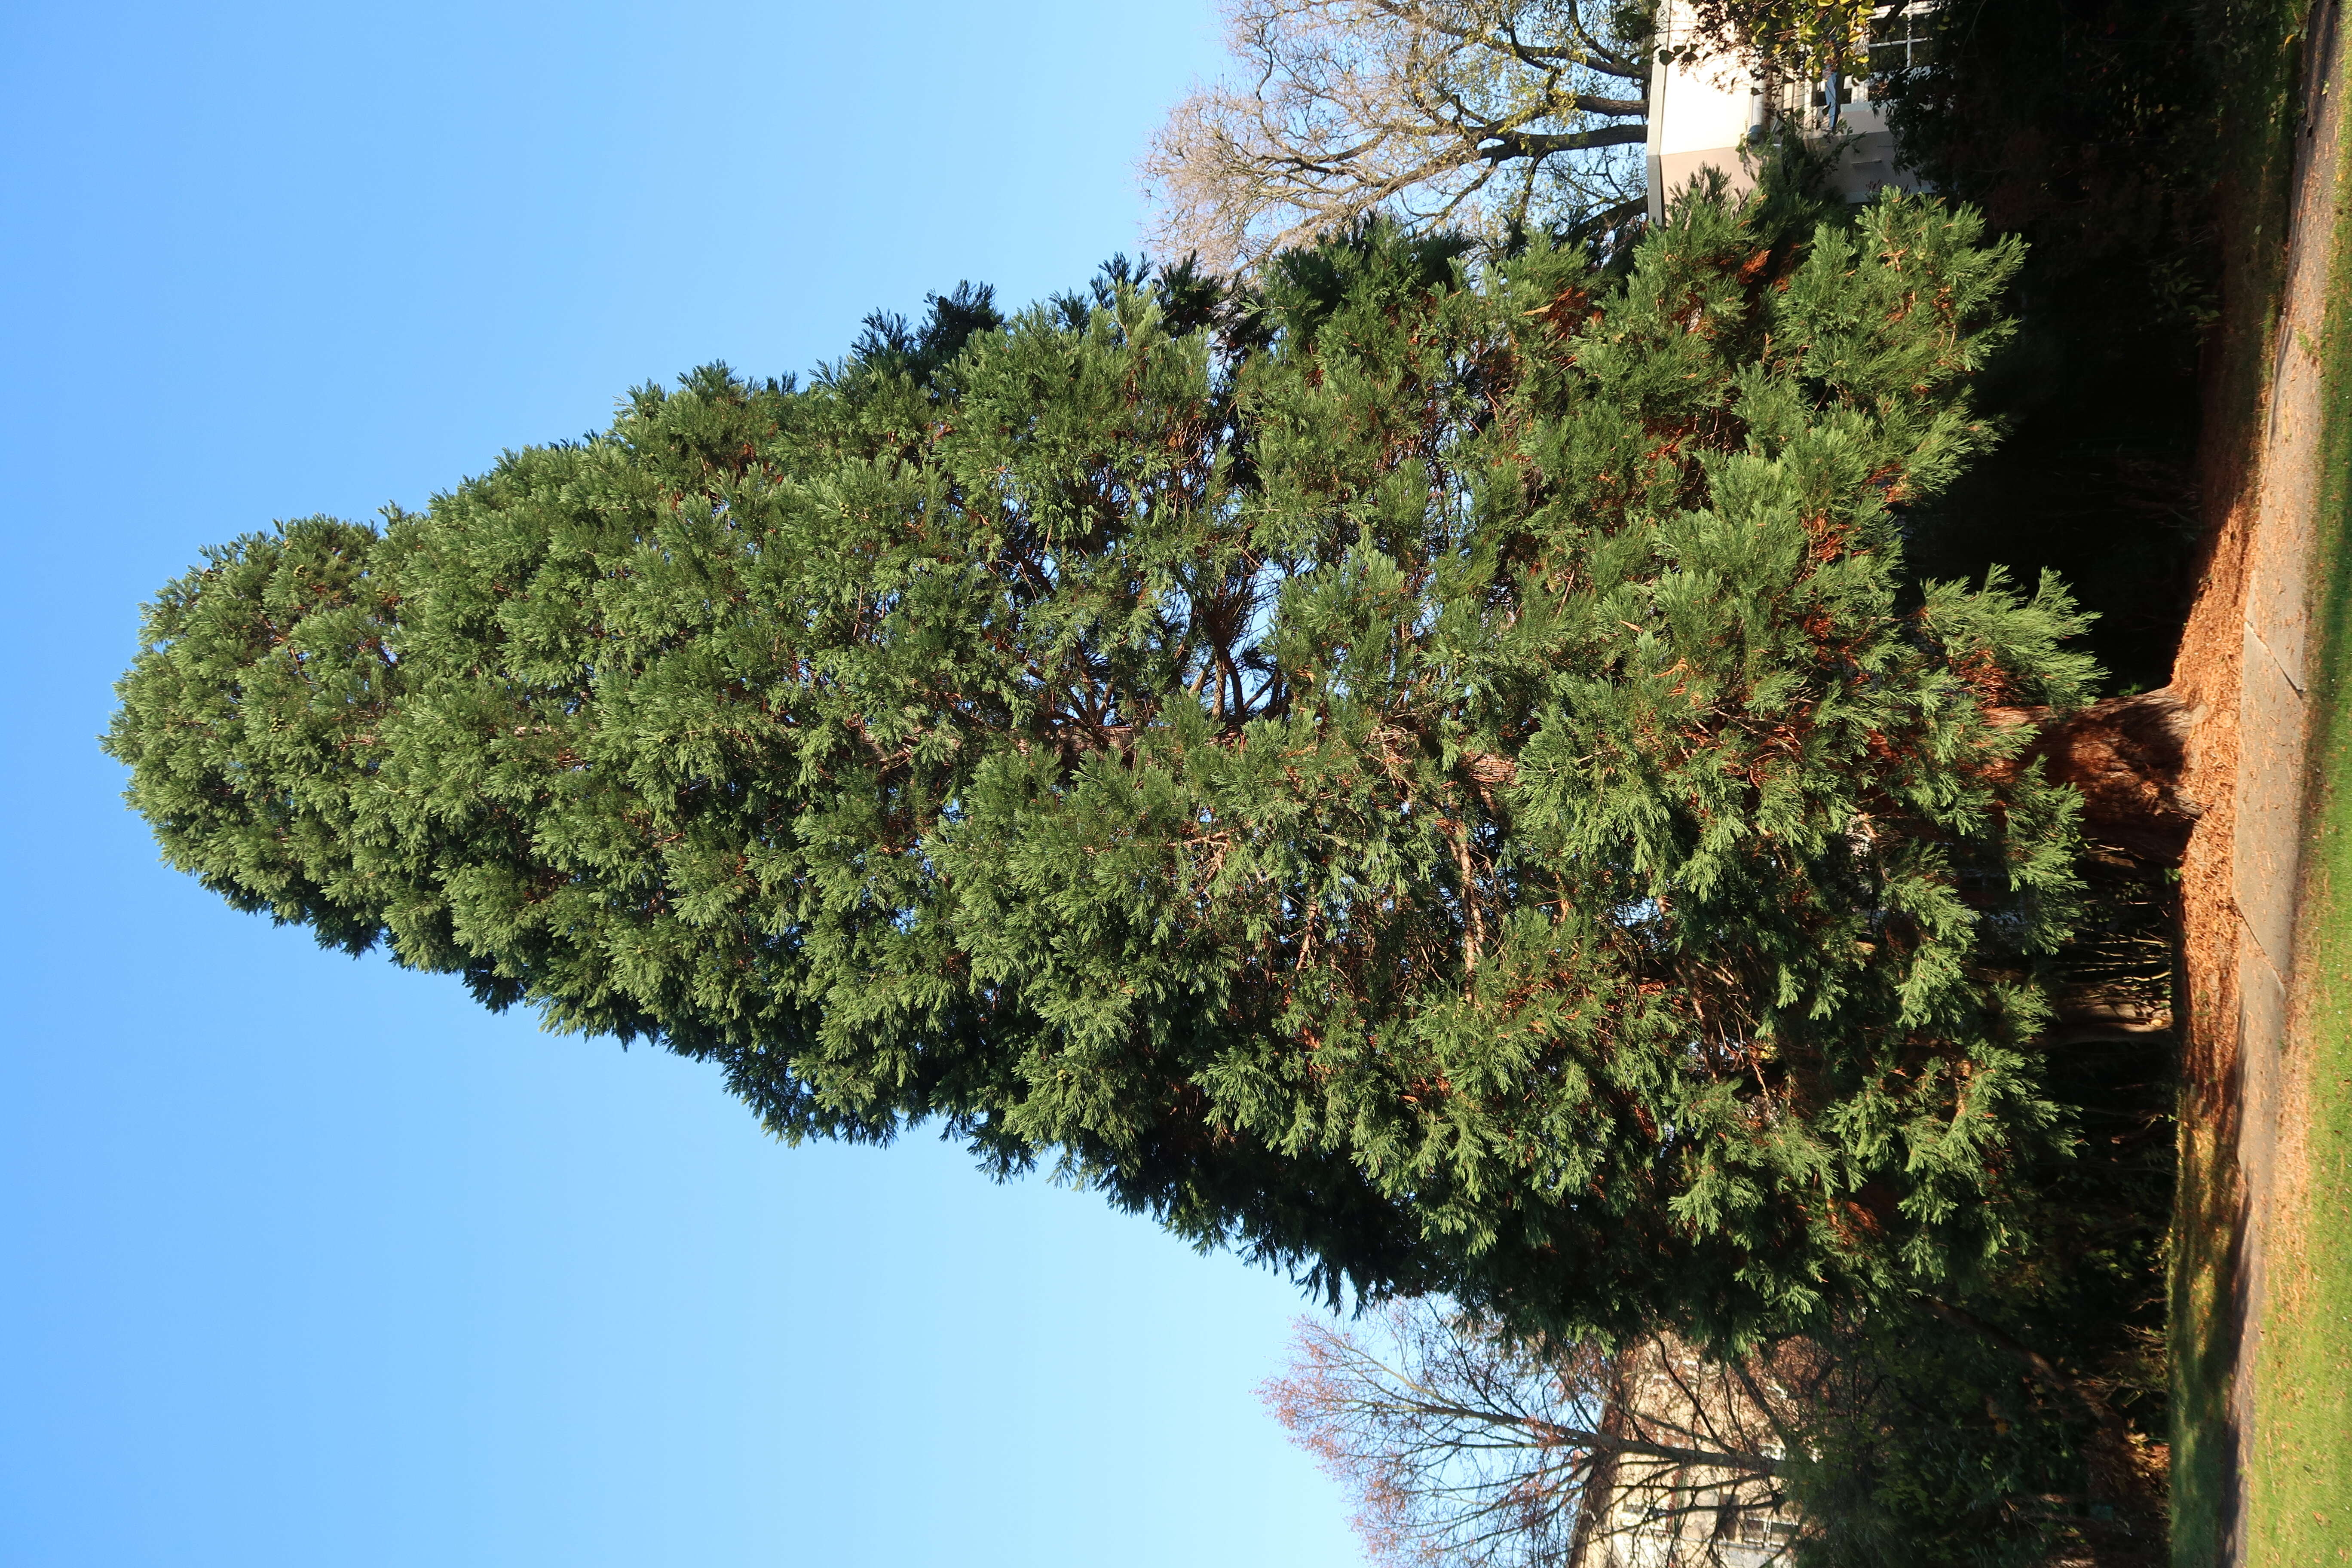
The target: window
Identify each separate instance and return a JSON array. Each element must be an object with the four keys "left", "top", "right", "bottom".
[
  {"left": 1868, "top": 1, "right": 1936, "bottom": 77},
  {"left": 1735, "top": 1507, "right": 1799, "bottom": 1546}
]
